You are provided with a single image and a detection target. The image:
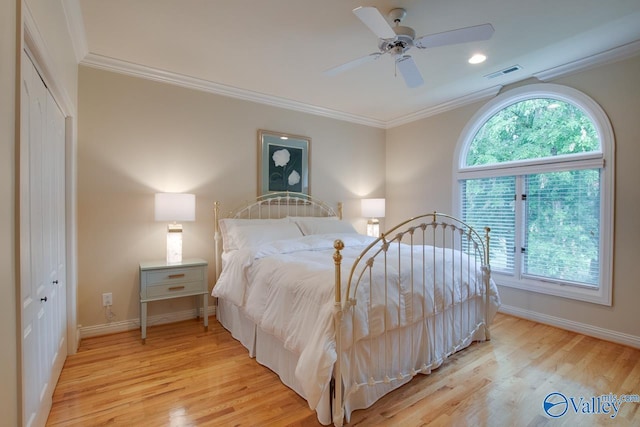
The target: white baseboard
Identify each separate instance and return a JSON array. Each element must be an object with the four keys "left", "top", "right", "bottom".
[
  {"left": 499, "top": 304, "right": 640, "bottom": 349},
  {"left": 79, "top": 306, "right": 216, "bottom": 339},
  {"left": 79, "top": 303, "right": 639, "bottom": 348}
]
